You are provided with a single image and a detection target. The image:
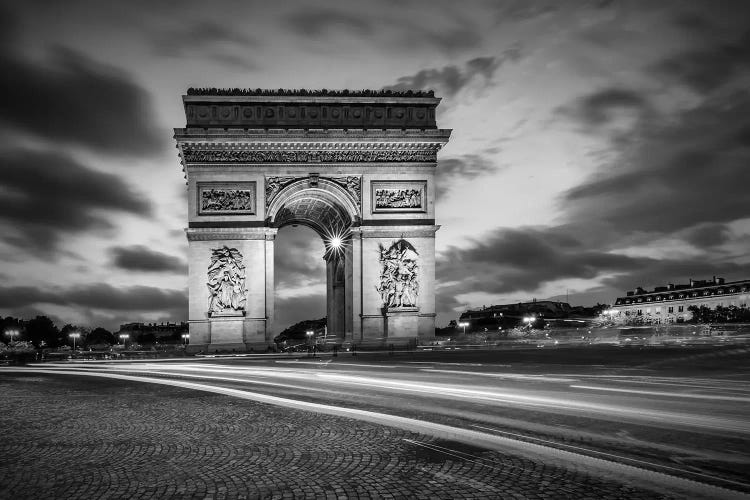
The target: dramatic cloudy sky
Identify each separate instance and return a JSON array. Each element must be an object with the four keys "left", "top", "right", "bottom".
[{"left": 1, "top": 0, "right": 749, "bottom": 331}]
